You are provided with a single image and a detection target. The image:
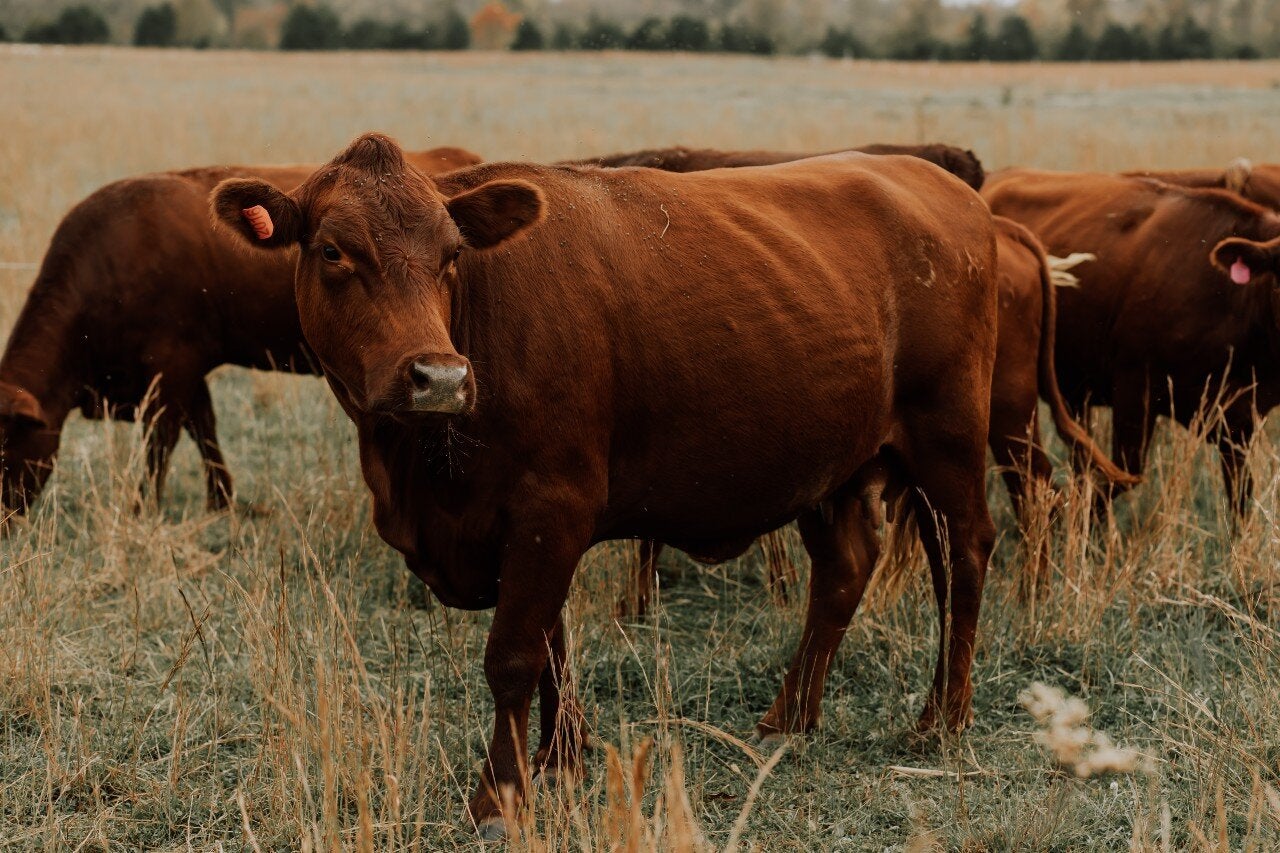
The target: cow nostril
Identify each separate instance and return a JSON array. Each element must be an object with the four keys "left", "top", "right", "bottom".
[{"left": 409, "top": 361, "right": 435, "bottom": 391}]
